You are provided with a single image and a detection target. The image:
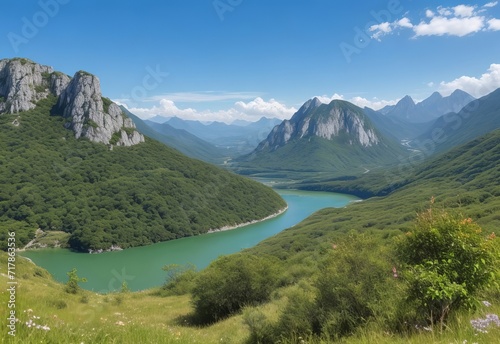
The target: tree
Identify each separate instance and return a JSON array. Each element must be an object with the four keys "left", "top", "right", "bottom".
[
  {"left": 65, "top": 268, "right": 87, "bottom": 294},
  {"left": 396, "top": 203, "right": 499, "bottom": 327}
]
